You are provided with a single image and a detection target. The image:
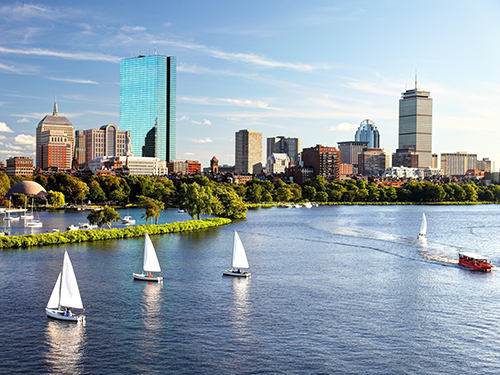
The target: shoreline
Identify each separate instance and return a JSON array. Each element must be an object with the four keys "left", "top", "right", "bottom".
[{"left": 0, "top": 217, "right": 231, "bottom": 250}]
